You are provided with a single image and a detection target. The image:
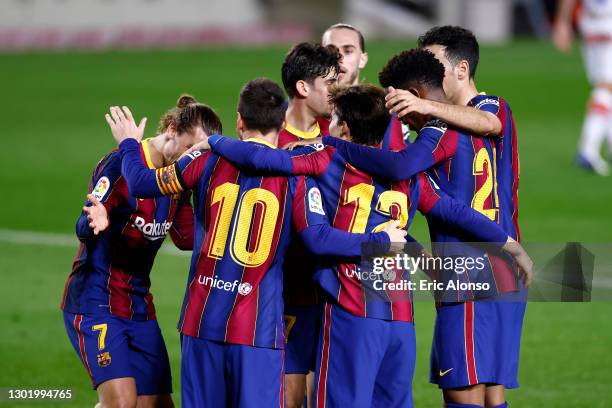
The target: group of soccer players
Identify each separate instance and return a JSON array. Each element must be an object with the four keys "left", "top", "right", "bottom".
[{"left": 62, "top": 24, "right": 534, "bottom": 408}]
